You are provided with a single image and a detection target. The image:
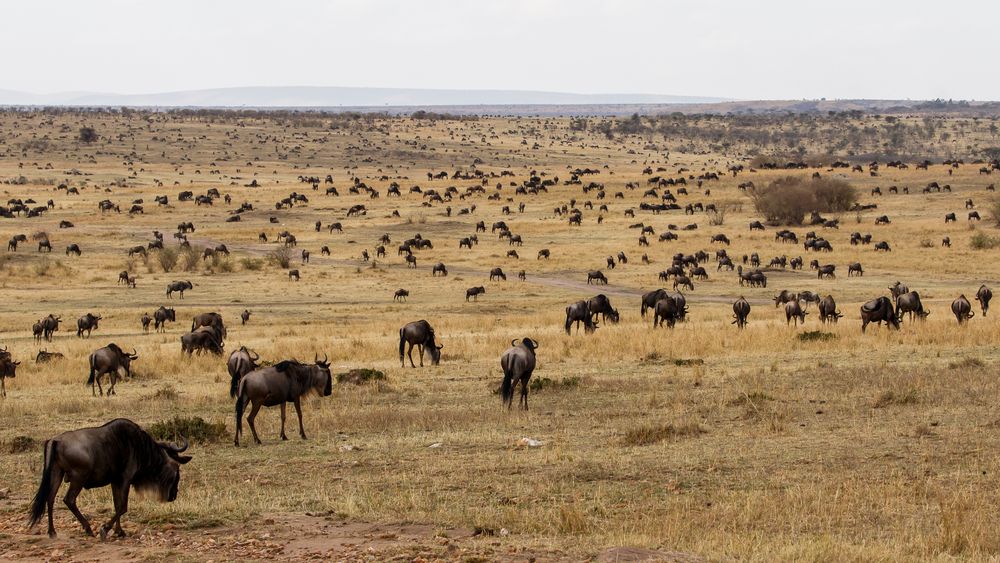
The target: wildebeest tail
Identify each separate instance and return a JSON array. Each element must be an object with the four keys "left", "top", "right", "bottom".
[
  {"left": 398, "top": 329, "right": 405, "bottom": 362},
  {"left": 234, "top": 380, "right": 248, "bottom": 439},
  {"left": 86, "top": 354, "right": 96, "bottom": 386},
  {"left": 29, "top": 440, "right": 57, "bottom": 528},
  {"left": 500, "top": 365, "right": 515, "bottom": 406}
]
